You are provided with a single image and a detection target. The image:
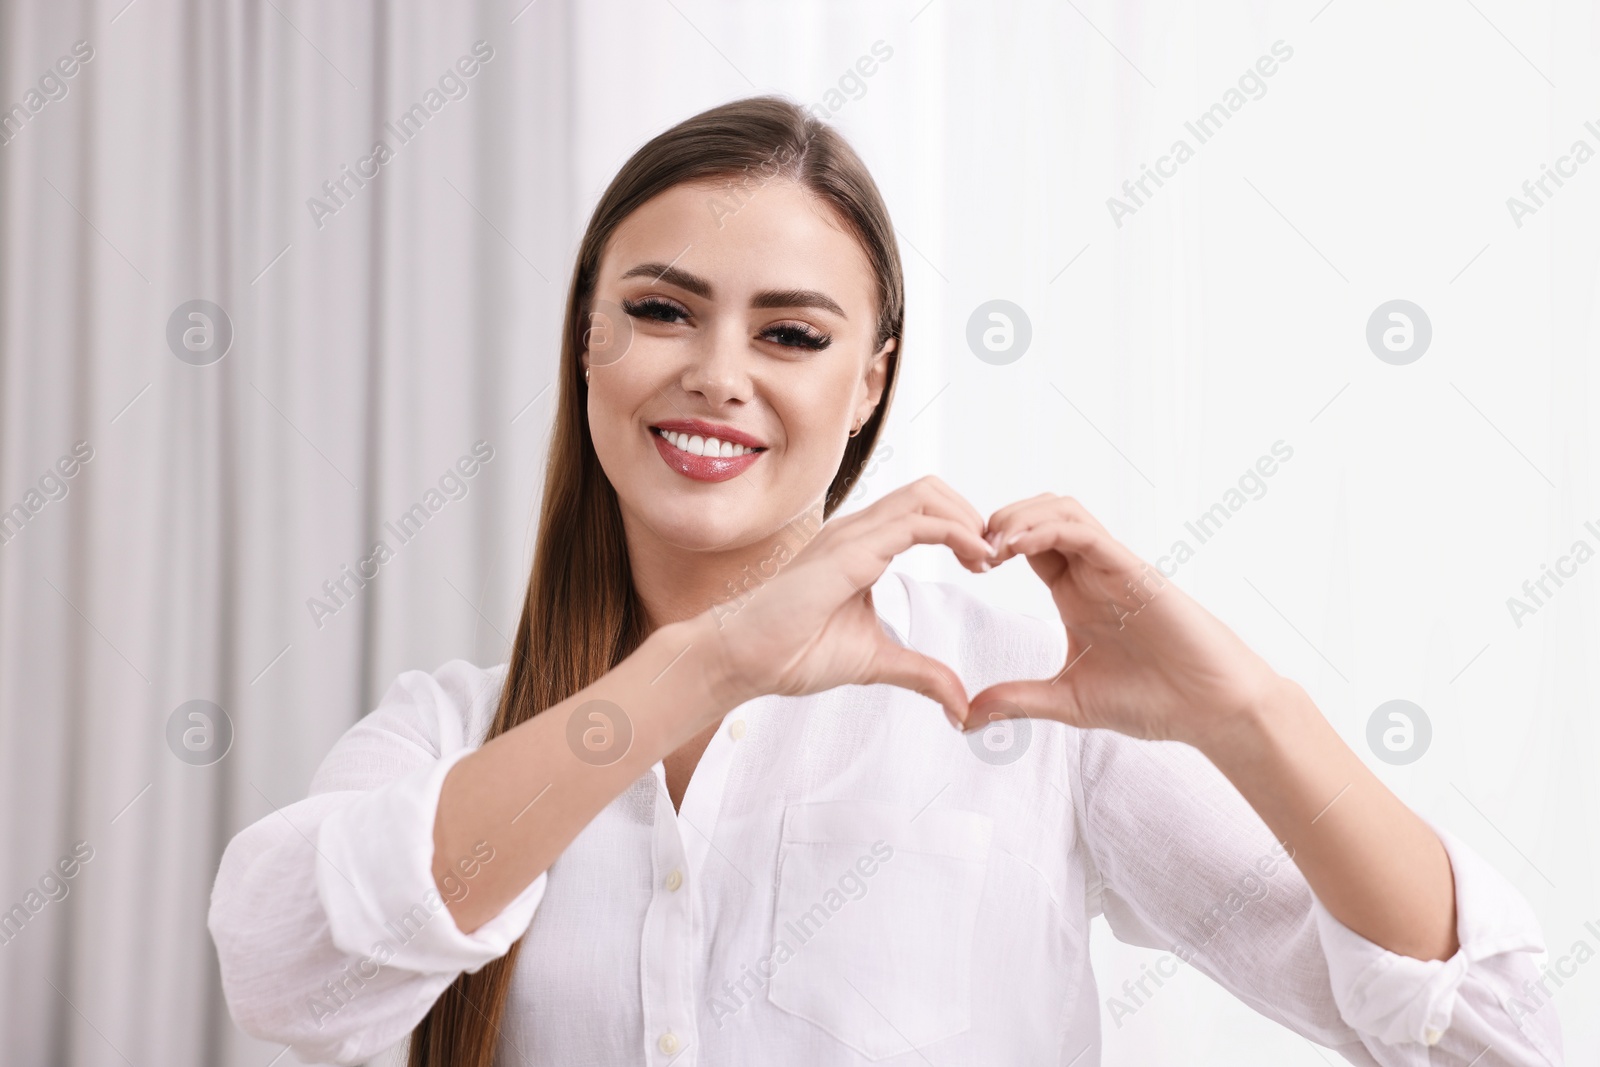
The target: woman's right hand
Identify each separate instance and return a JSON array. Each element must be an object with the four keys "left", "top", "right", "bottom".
[{"left": 703, "top": 476, "right": 995, "bottom": 728}]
